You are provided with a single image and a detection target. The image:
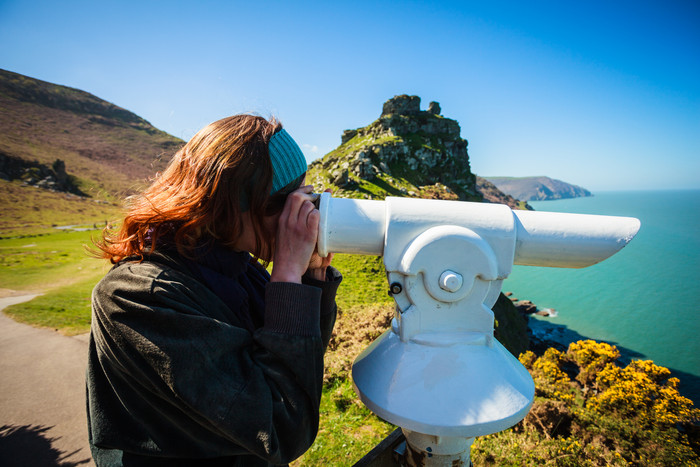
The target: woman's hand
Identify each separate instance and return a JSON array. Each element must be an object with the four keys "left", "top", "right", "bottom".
[{"left": 270, "top": 185, "right": 320, "bottom": 284}]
